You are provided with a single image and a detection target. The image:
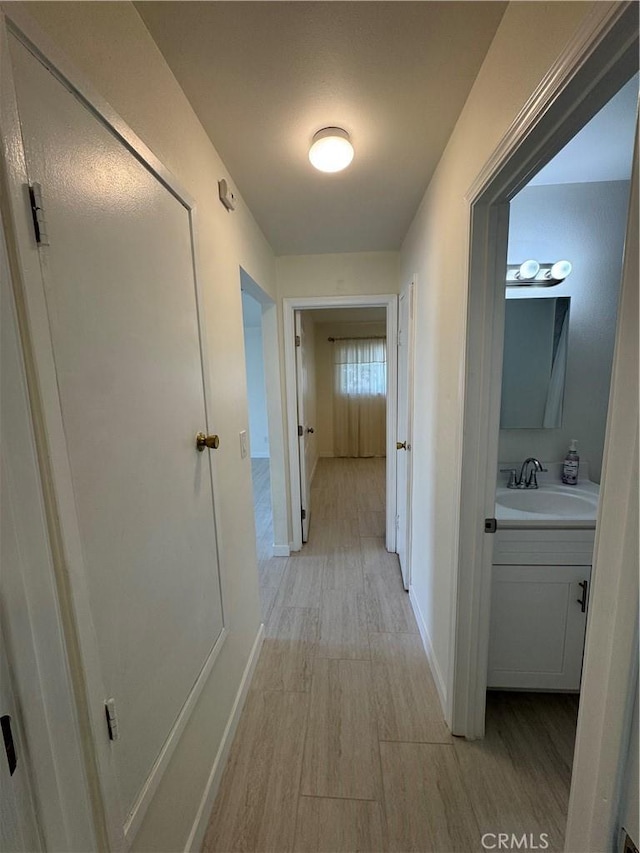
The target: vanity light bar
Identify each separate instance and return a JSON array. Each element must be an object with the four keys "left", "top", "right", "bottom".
[{"left": 506, "top": 260, "right": 572, "bottom": 286}]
